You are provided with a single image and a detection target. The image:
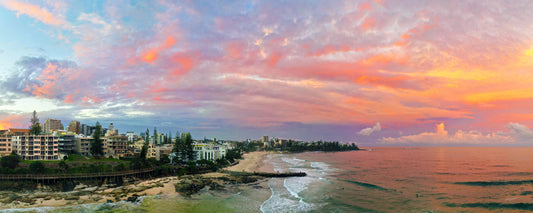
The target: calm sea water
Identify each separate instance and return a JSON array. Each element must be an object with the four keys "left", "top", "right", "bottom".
[
  {"left": 6, "top": 147, "right": 533, "bottom": 212},
  {"left": 261, "top": 147, "right": 533, "bottom": 212}
]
